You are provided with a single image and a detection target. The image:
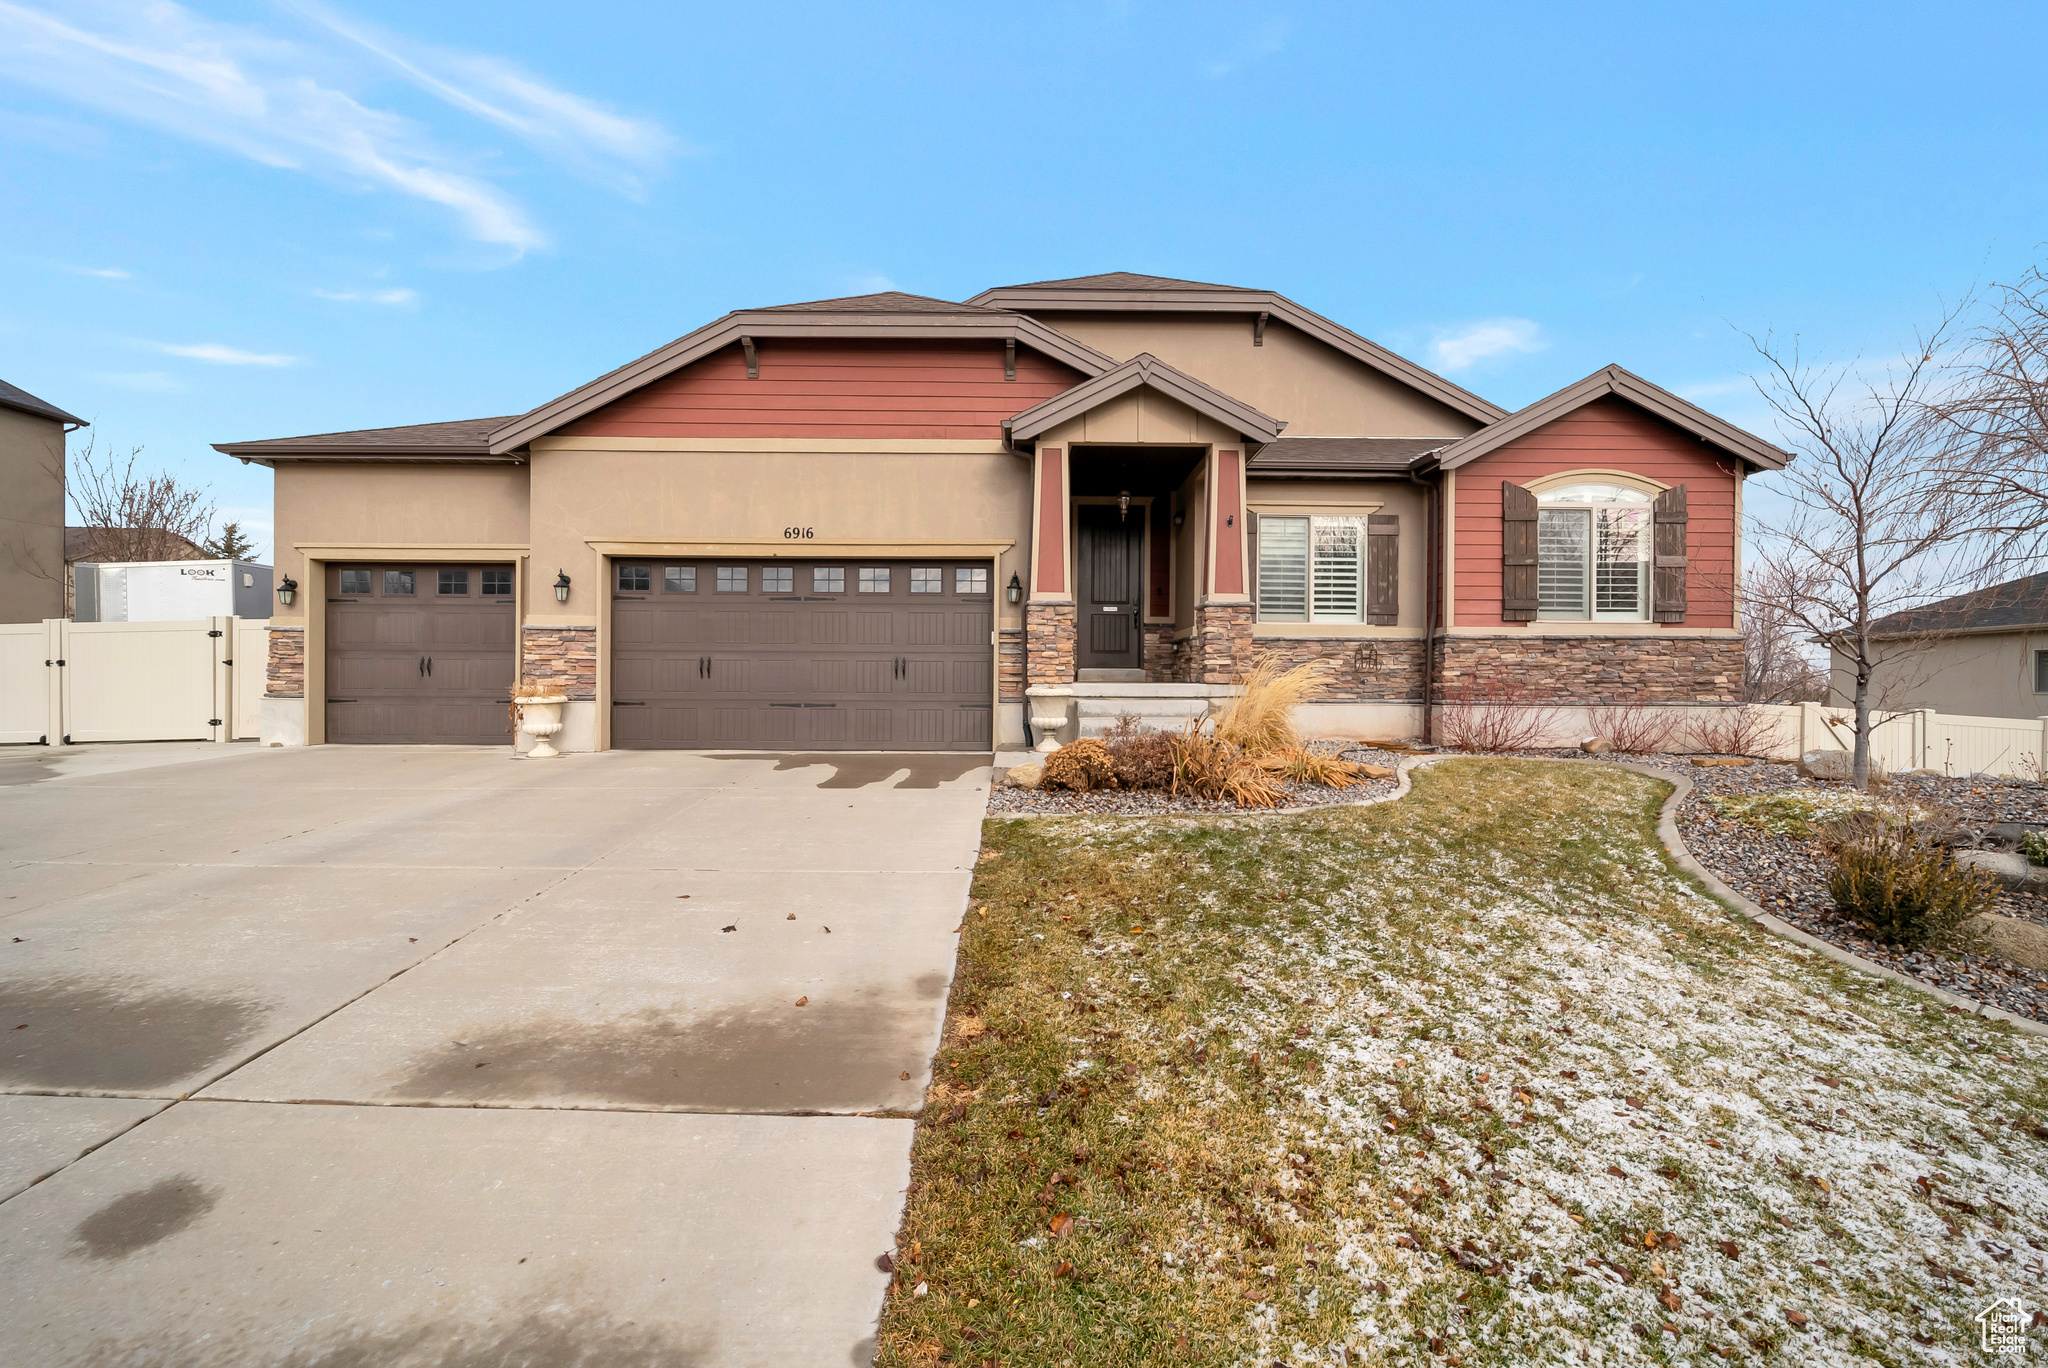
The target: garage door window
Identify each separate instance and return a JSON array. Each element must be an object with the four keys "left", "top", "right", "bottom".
[
  {"left": 813, "top": 567, "right": 844, "bottom": 593},
  {"left": 384, "top": 570, "right": 414, "bottom": 596},
  {"left": 717, "top": 566, "right": 747, "bottom": 592},
  {"left": 438, "top": 569, "right": 468, "bottom": 595},
  {"left": 482, "top": 568, "right": 512, "bottom": 596},
  {"left": 957, "top": 568, "right": 988, "bottom": 595},
  {"left": 763, "top": 566, "right": 794, "bottom": 593},
  {"left": 664, "top": 566, "right": 695, "bottom": 593},
  {"left": 339, "top": 569, "right": 371, "bottom": 594},
  {"left": 859, "top": 568, "right": 890, "bottom": 593},
  {"left": 617, "top": 565, "right": 651, "bottom": 592},
  {"left": 911, "top": 567, "right": 943, "bottom": 593}
]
